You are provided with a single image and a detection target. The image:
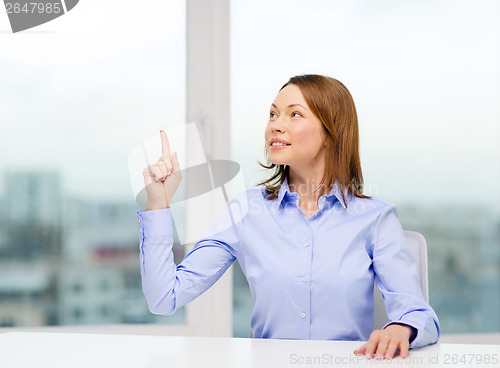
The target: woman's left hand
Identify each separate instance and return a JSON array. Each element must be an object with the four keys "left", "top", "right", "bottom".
[{"left": 353, "top": 324, "right": 414, "bottom": 359}]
